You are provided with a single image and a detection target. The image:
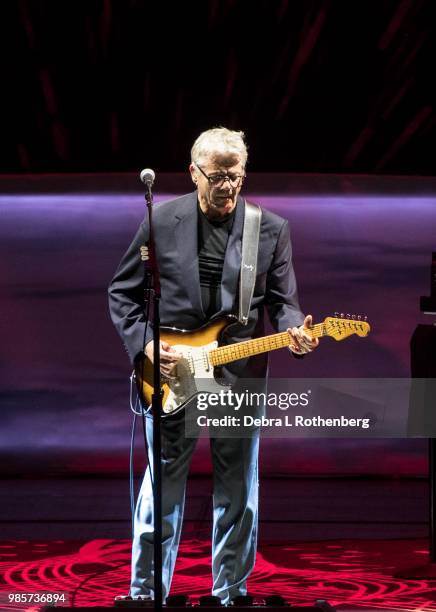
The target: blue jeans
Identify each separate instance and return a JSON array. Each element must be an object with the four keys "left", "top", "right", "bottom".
[{"left": 130, "top": 409, "right": 259, "bottom": 603}]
